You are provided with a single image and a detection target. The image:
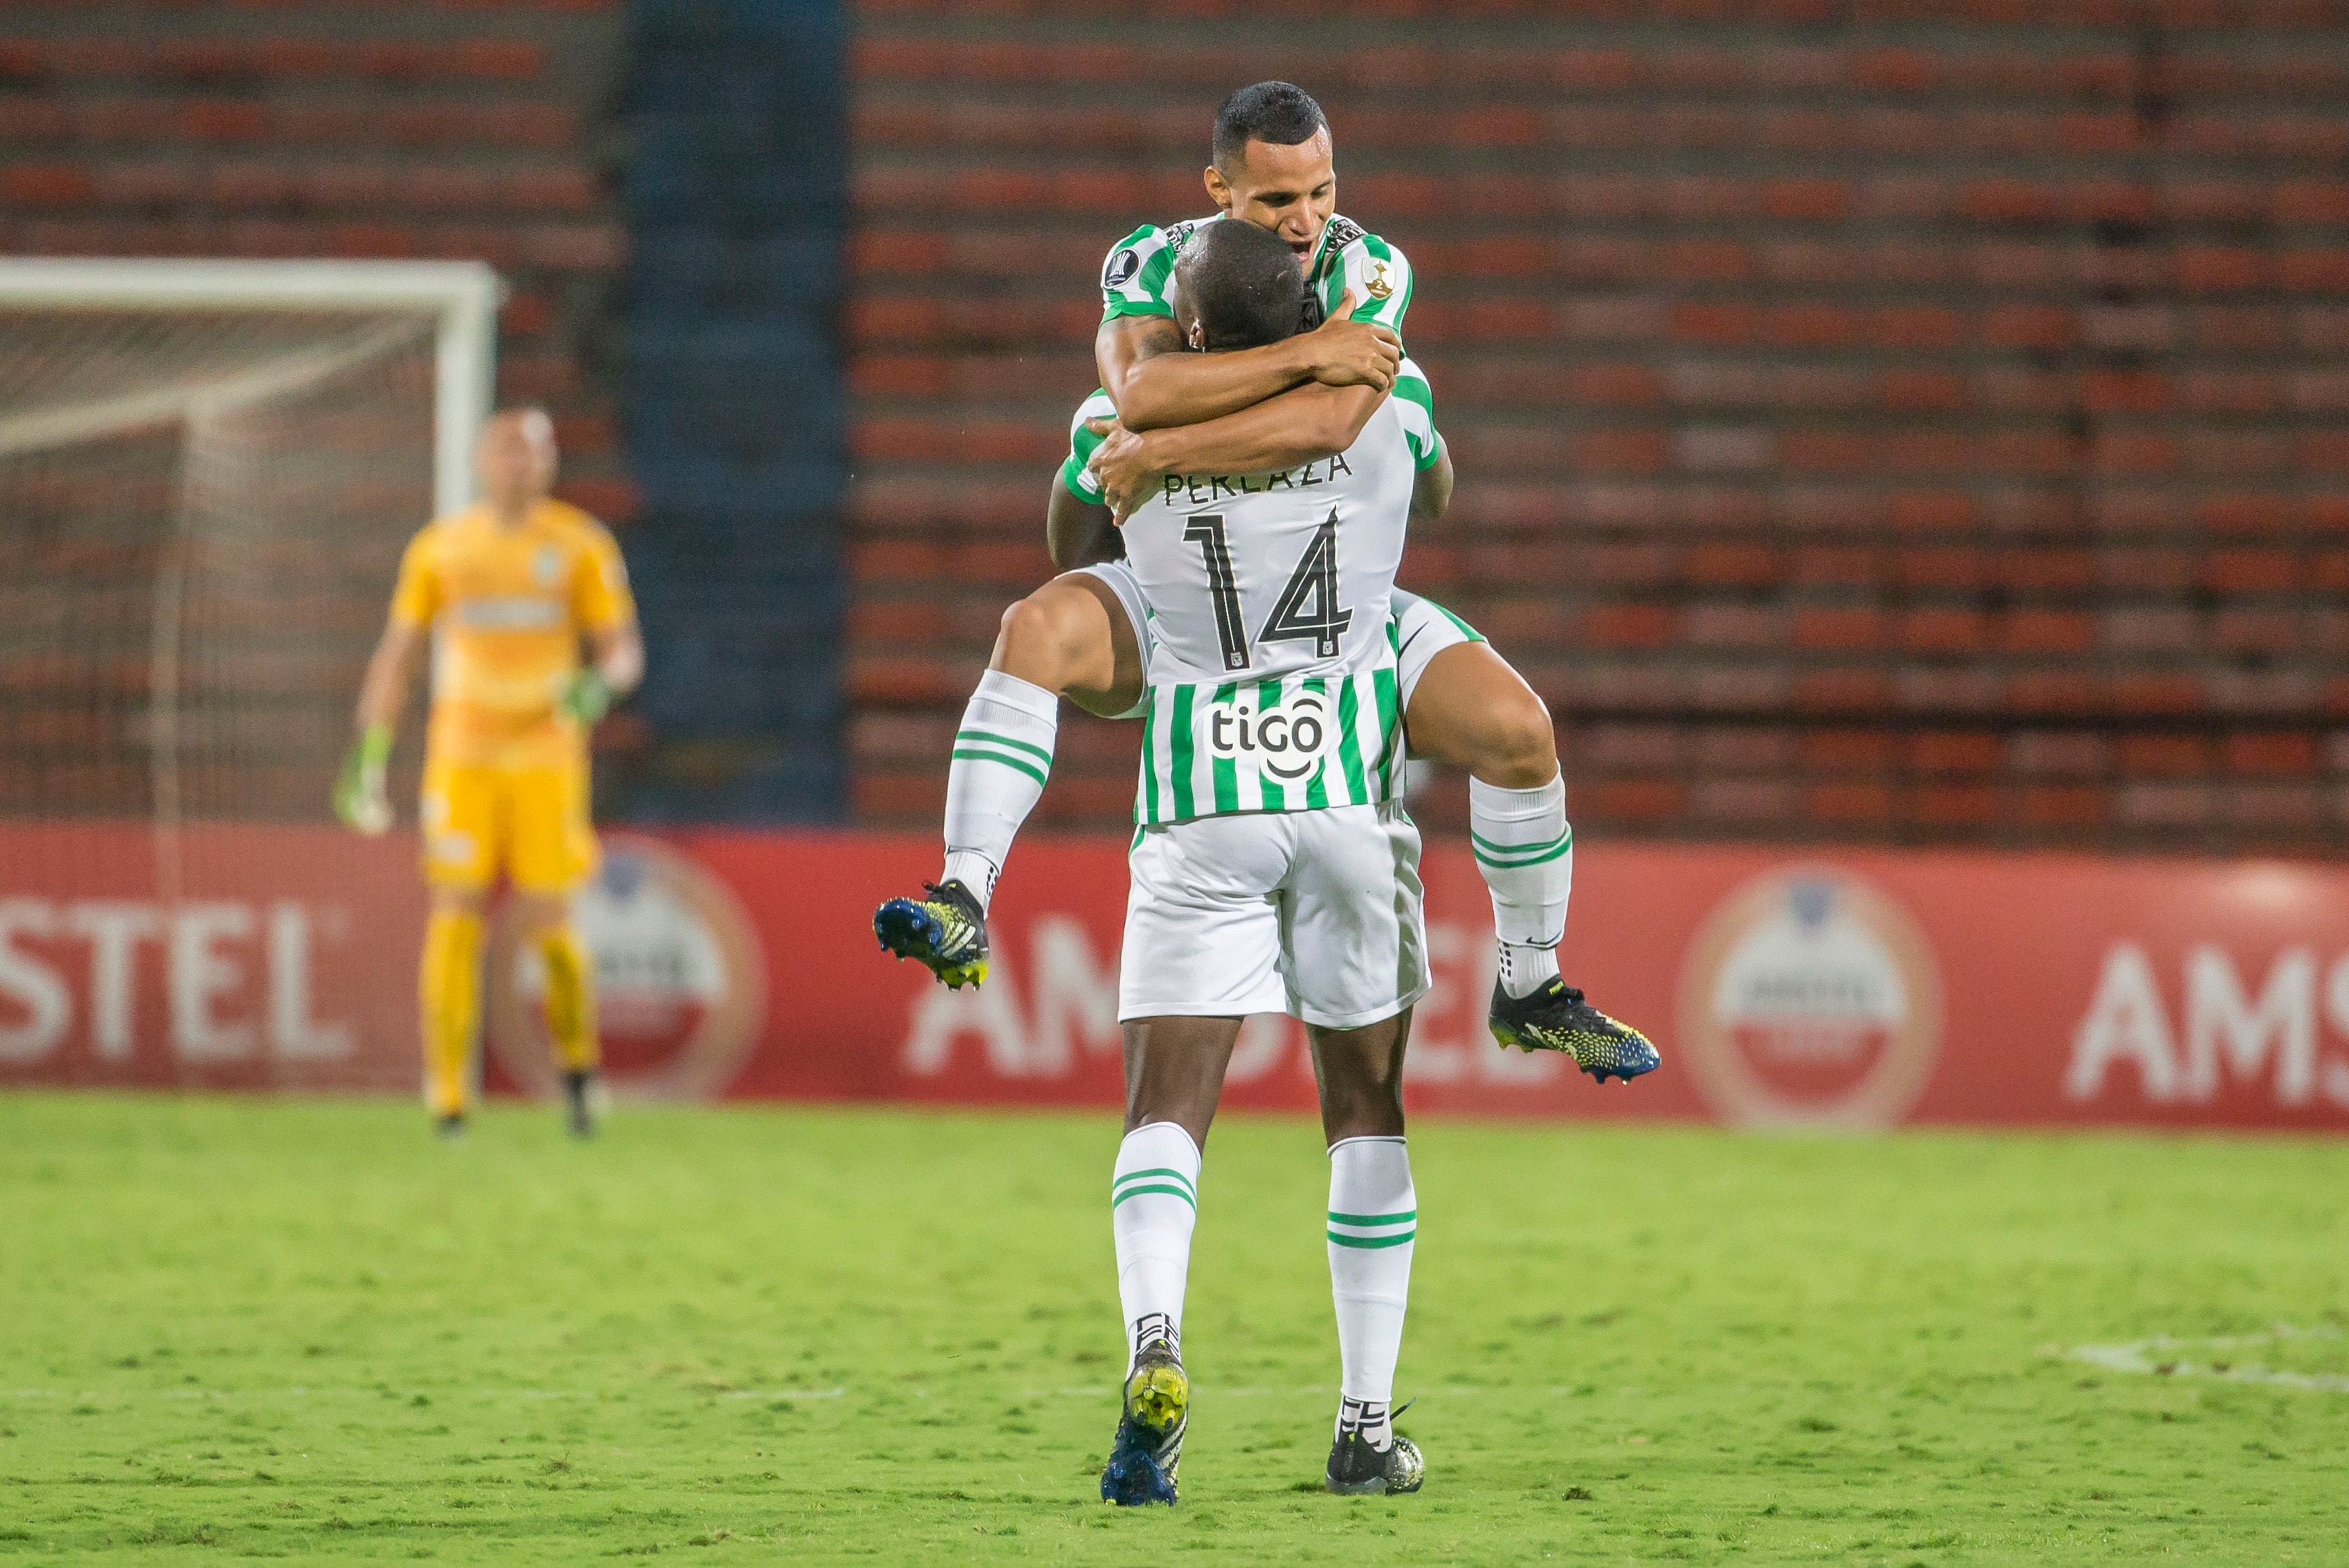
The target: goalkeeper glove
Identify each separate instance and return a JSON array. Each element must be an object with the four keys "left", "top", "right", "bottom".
[
  {"left": 559, "top": 669, "right": 614, "bottom": 726},
  {"left": 334, "top": 723, "right": 394, "bottom": 836}
]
